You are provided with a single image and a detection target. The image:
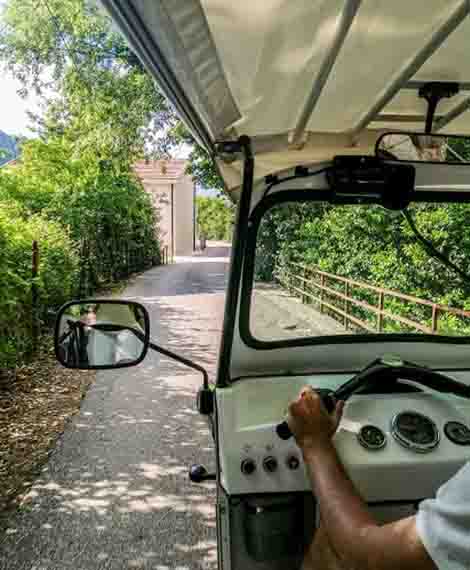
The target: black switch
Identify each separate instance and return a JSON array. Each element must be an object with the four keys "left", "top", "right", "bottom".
[
  {"left": 241, "top": 459, "right": 256, "bottom": 475},
  {"left": 286, "top": 455, "right": 300, "bottom": 470},
  {"left": 263, "top": 456, "right": 278, "bottom": 473}
]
